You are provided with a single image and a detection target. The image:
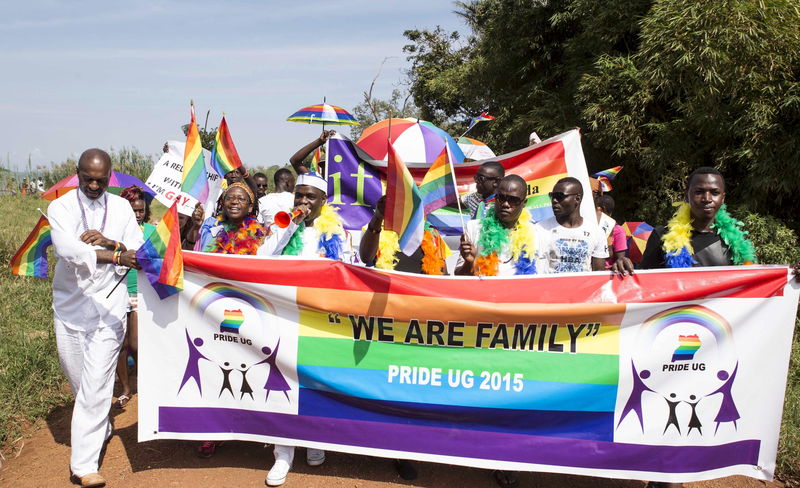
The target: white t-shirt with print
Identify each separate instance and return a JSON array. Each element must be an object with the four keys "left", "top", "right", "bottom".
[{"left": 535, "top": 216, "right": 608, "bottom": 273}]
